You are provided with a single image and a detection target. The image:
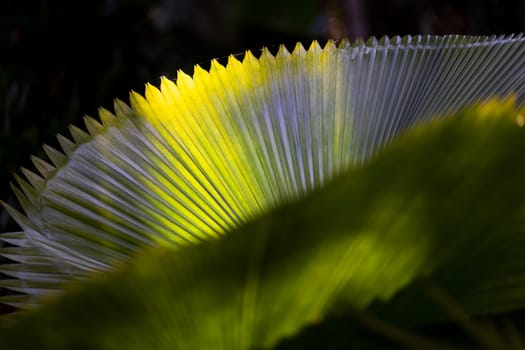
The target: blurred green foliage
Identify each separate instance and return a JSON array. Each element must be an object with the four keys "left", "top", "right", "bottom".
[{"left": 2, "top": 100, "right": 525, "bottom": 349}]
